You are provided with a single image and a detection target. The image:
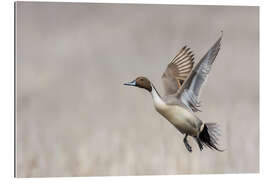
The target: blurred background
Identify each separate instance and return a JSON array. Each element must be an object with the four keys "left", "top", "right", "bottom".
[{"left": 15, "top": 2, "right": 259, "bottom": 177}]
